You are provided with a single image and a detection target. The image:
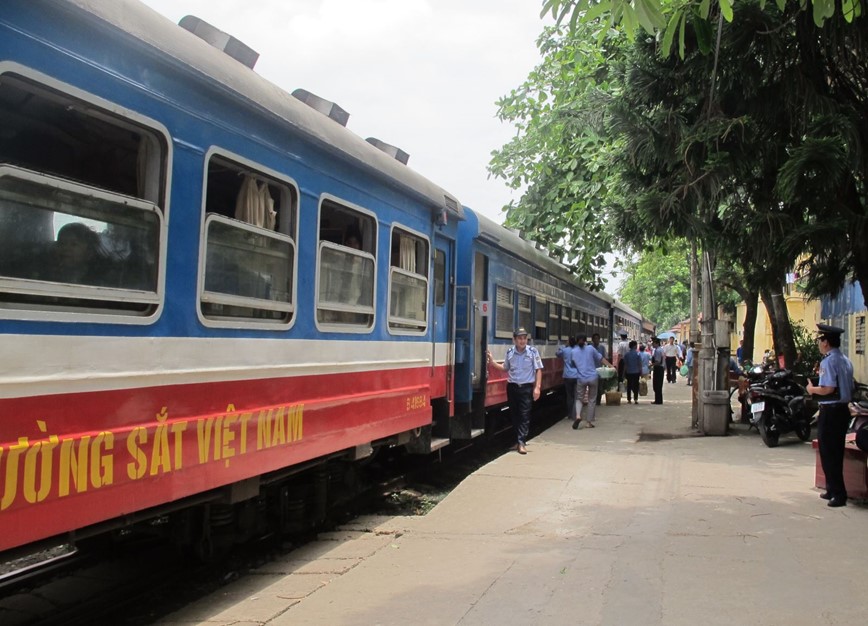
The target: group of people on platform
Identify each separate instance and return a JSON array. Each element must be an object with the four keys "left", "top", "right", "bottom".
[
  {"left": 486, "top": 328, "right": 698, "bottom": 453},
  {"left": 487, "top": 321, "right": 858, "bottom": 514}
]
